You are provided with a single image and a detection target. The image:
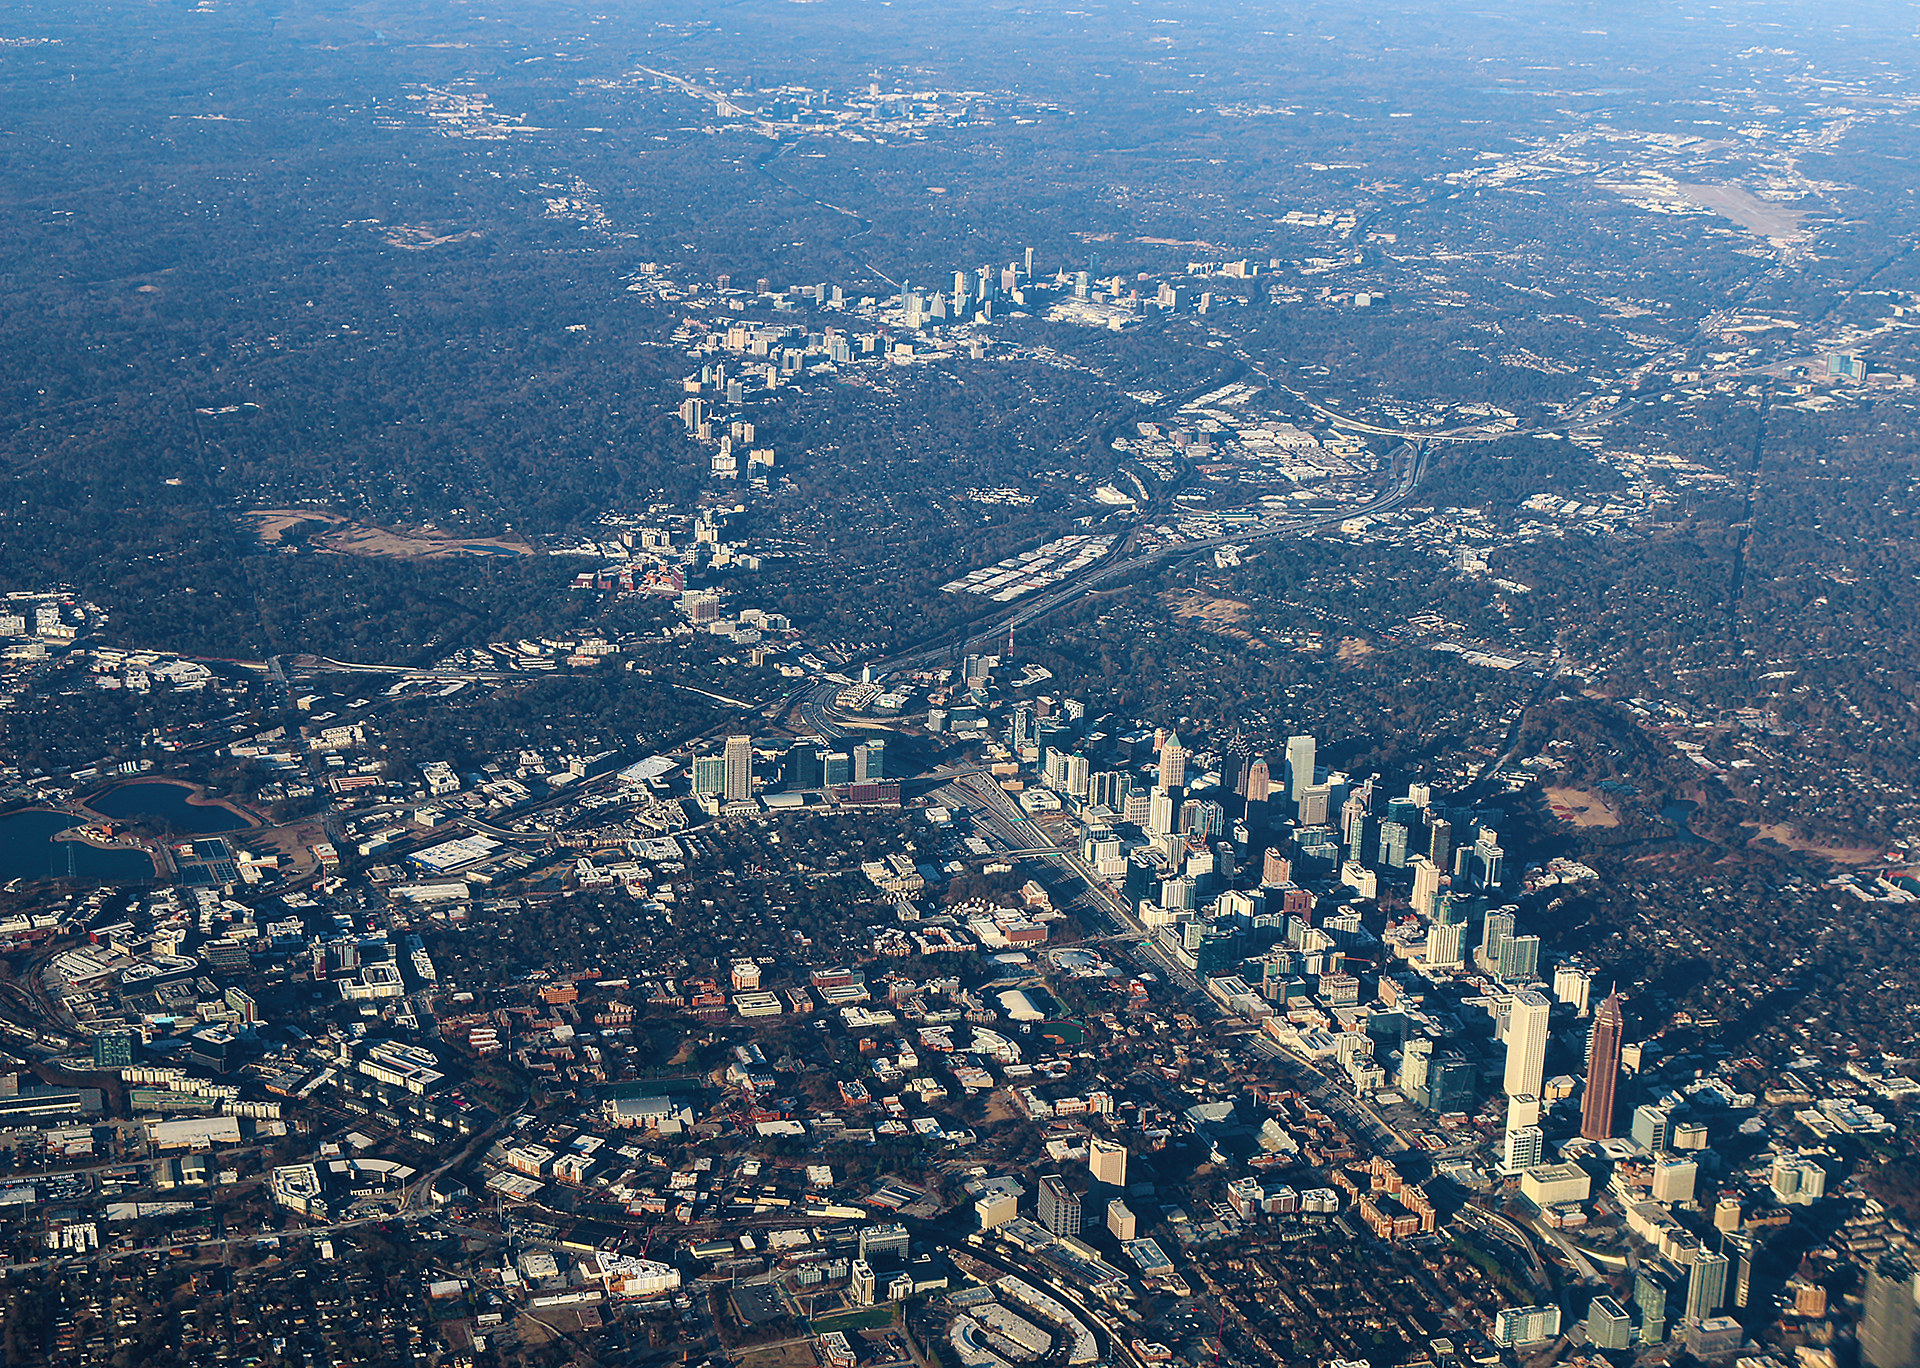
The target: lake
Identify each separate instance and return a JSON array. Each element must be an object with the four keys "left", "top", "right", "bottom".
[
  {"left": 1660, "top": 800, "right": 1710, "bottom": 847},
  {"left": 0, "top": 810, "right": 156, "bottom": 884},
  {"left": 89, "top": 782, "right": 250, "bottom": 834}
]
